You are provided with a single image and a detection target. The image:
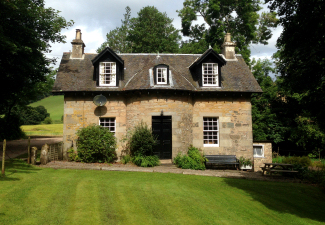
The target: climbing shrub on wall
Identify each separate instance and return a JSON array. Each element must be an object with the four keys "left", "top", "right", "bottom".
[{"left": 76, "top": 124, "right": 117, "bottom": 163}]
